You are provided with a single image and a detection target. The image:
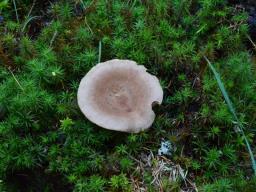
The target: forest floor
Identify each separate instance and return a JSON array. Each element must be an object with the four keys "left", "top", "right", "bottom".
[{"left": 0, "top": 0, "right": 256, "bottom": 191}]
